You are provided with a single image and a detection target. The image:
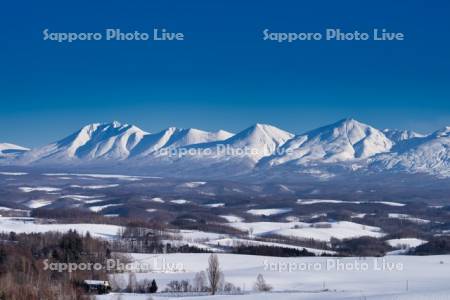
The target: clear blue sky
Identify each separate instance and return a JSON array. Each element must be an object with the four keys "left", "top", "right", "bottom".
[{"left": 1, "top": 0, "right": 449, "bottom": 147}]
